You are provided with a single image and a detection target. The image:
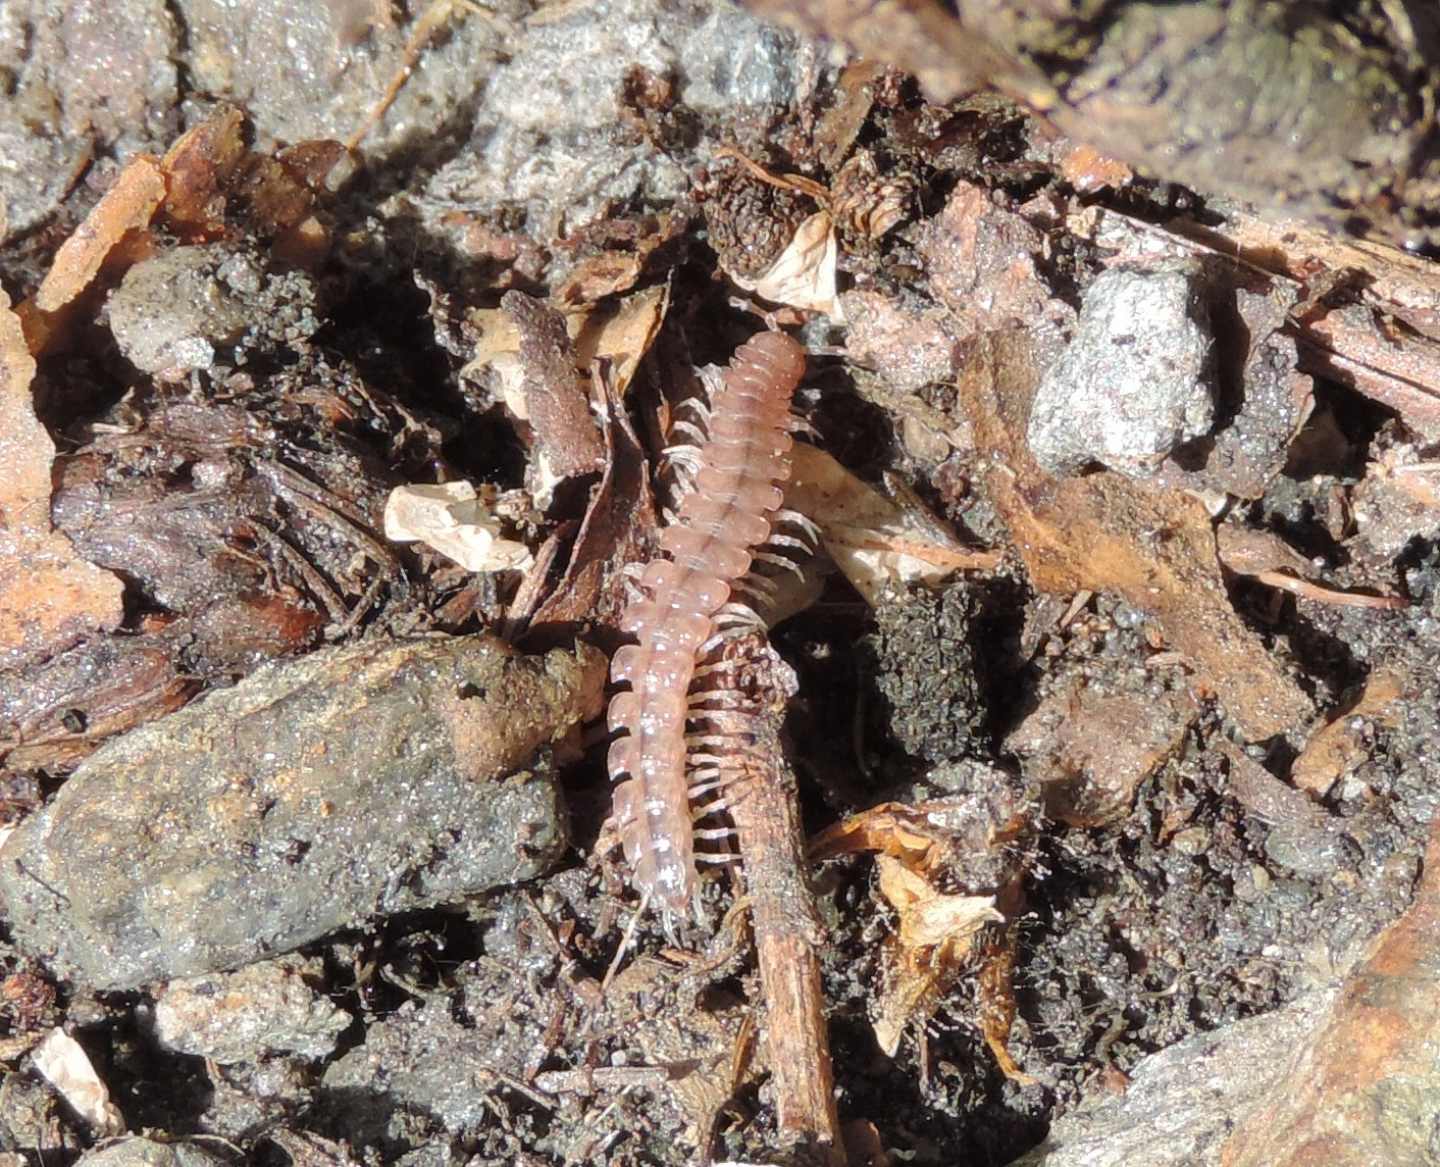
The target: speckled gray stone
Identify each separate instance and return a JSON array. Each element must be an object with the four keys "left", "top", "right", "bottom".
[
  {"left": 0, "top": 0, "right": 179, "bottom": 242},
  {"left": 107, "top": 245, "right": 318, "bottom": 374},
  {"left": 1028, "top": 261, "right": 1216, "bottom": 478},
  {"left": 420, "top": 0, "right": 801, "bottom": 235},
  {"left": 73, "top": 1140, "right": 228, "bottom": 1167},
  {"left": 152, "top": 955, "right": 350, "bottom": 1063},
  {"left": 1007, "top": 990, "right": 1337, "bottom": 1167},
  {"left": 0, "top": 636, "right": 603, "bottom": 989}
]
